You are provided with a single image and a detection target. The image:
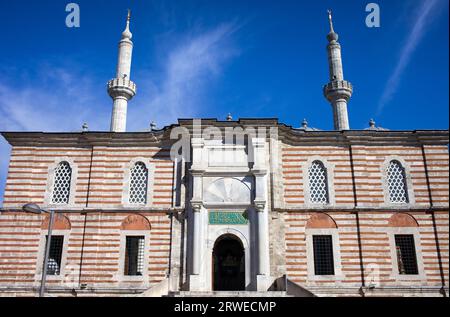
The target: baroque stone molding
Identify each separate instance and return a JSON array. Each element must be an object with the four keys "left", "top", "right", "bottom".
[
  {"left": 254, "top": 199, "right": 266, "bottom": 212},
  {"left": 191, "top": 201, "right": 202, "bottom": 212}
]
